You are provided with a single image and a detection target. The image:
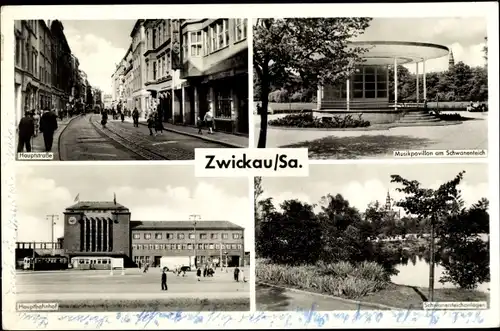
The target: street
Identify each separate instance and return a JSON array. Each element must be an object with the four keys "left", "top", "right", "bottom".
[
  {"left": 16, "top": 268, "right": 250, "bottom": 302},
  {"left": 58, "top": 114, "right": 226, "bottom": 160},
  {"left": 256, "top": 283, "right": 389, "bottom": 311}
]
